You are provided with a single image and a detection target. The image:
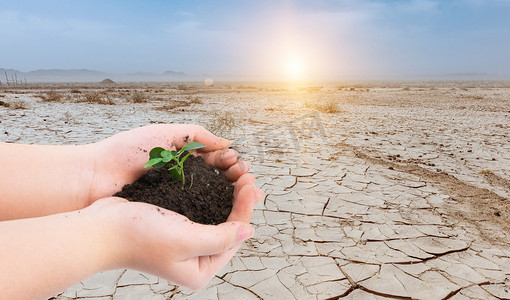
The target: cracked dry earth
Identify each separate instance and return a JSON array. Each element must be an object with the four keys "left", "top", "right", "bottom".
[{"left": 1, "top": 82, "right": 509, "bottom": 299}]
